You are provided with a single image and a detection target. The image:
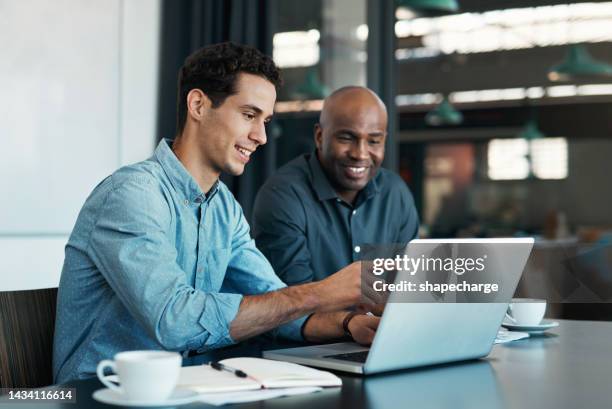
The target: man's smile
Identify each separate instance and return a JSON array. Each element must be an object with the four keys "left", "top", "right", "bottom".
[
  {"left": 341, "top": 163, "right": 370, "bottom": 179},
  {"left": 235, "top": 144, "right": 254, "bottom": 163}
]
